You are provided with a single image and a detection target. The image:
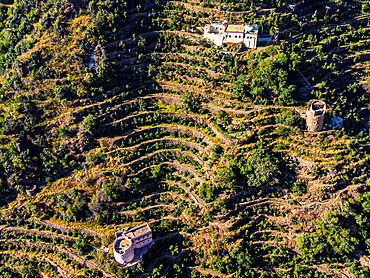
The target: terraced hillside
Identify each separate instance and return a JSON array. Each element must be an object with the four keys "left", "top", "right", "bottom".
[{"left": 0, "top": 0, "right": 369, "bottom": 277}]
